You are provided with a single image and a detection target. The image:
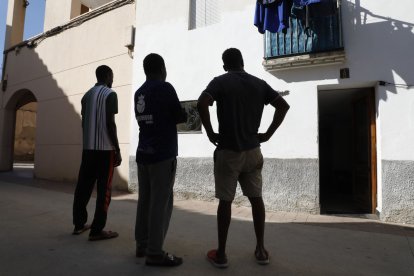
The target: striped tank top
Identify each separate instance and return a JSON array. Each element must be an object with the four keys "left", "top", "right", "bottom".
[{"left": 81, "top": 84, "right": 117, "bottom": 150}]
